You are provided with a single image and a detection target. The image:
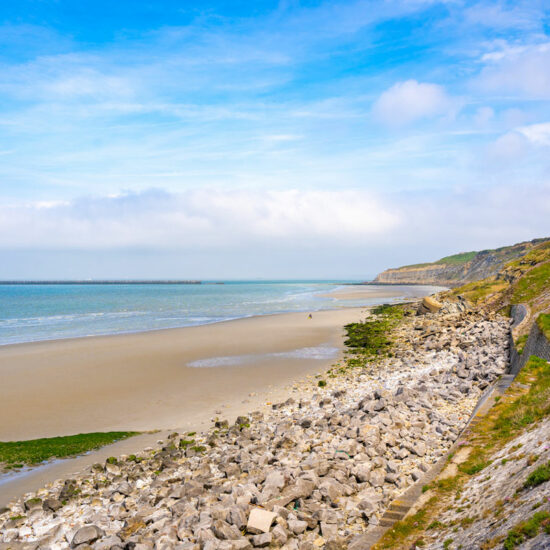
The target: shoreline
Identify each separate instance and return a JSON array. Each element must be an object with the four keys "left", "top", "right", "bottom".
[
  {"left": 0, "top": 285, "right": 441, "bottom": 506},
  {"left": 0, "top": 283, "right": 445, "bottom": 348},
  {"left": 0, "top": 307, "right": 371, "bottom": 442},
  {"left": 0, "top": 300, "right": 512, "bottom": 547},
  {"left": 0, "top": 306, "right": 370, "bottom": 506}
]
